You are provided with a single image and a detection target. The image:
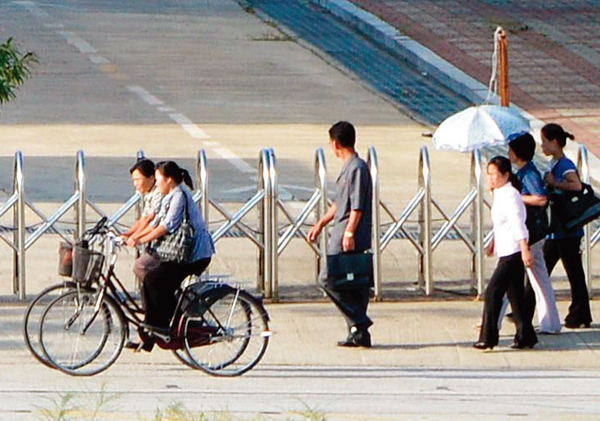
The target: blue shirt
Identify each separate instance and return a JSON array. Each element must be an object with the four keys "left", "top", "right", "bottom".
[
  {"left": 517, "top": 161, "right": 547, "bottom": 245},
  {"left": 154, "top": 185, "right": 215, "bottom": 261},
  {"left": 547, "top": 157, "right": 583, "bottom": 239},
  {"left": 517, "top": 161, "right": 546, "bottom": 197}
]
